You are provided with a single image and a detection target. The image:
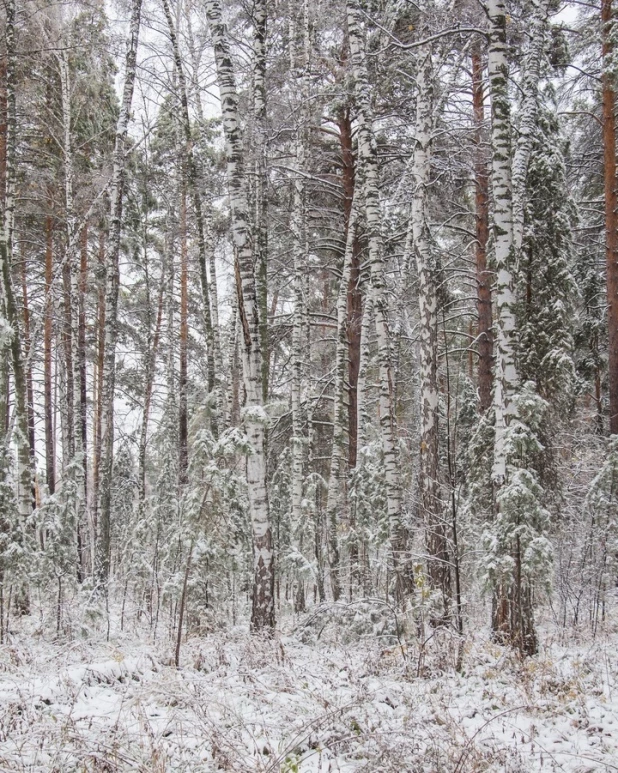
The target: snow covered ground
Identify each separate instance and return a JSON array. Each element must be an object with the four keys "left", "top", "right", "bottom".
[{"left": 1, "top": 606, "right": 617, "bottom": 771}]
